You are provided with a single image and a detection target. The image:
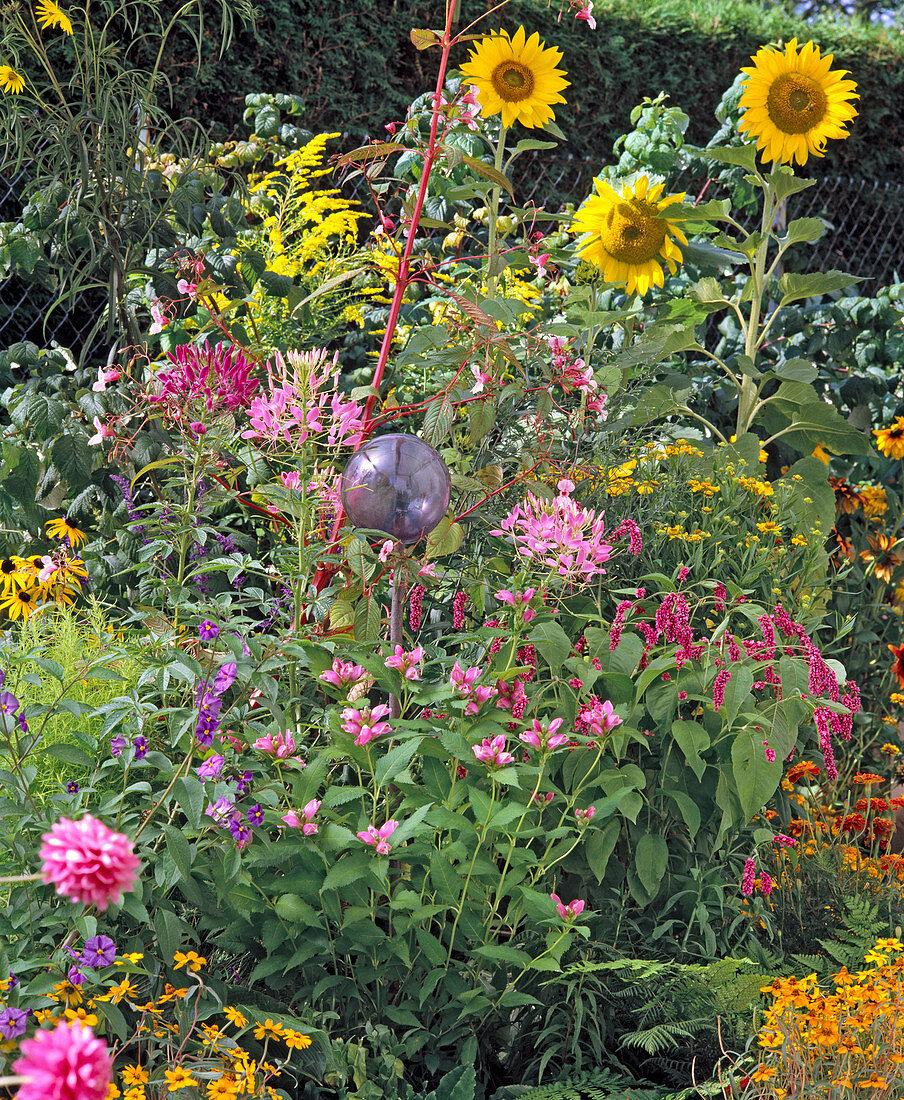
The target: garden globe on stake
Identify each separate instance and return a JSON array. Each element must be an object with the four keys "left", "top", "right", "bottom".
[{"left": 340, "top": 433, "right": 451, "bottom": 716}]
